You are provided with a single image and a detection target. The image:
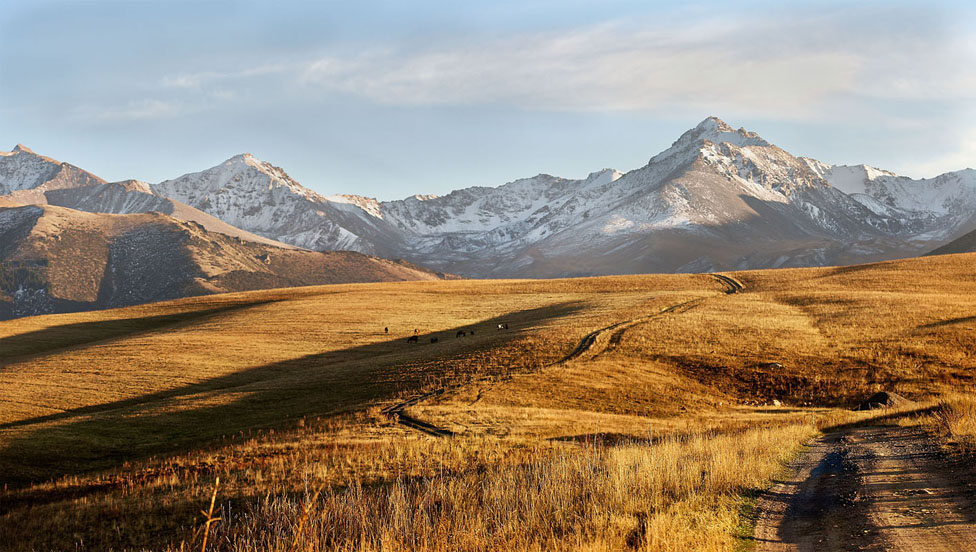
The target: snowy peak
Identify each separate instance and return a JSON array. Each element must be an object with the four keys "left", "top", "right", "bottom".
[
  {"left": 699, "top": 116, "right": 733, "bottom": 132},
  {"left": 650, "top": 116, "right": 771, "bottom": 165},
  {"left": 813, "top": 163, "right": 976, "bottom": 224},
  {"left": 150, "top": 152, "right": 401, "bottom": 254},
  {"left": 0, "top": 144, "right": 105, "bottom": 195},
  {"left": 156, "top": 152, "right": 325, "bottom": 204},
  {"left": 582, "top": 168, "right": 622, "bottom": 188}
]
